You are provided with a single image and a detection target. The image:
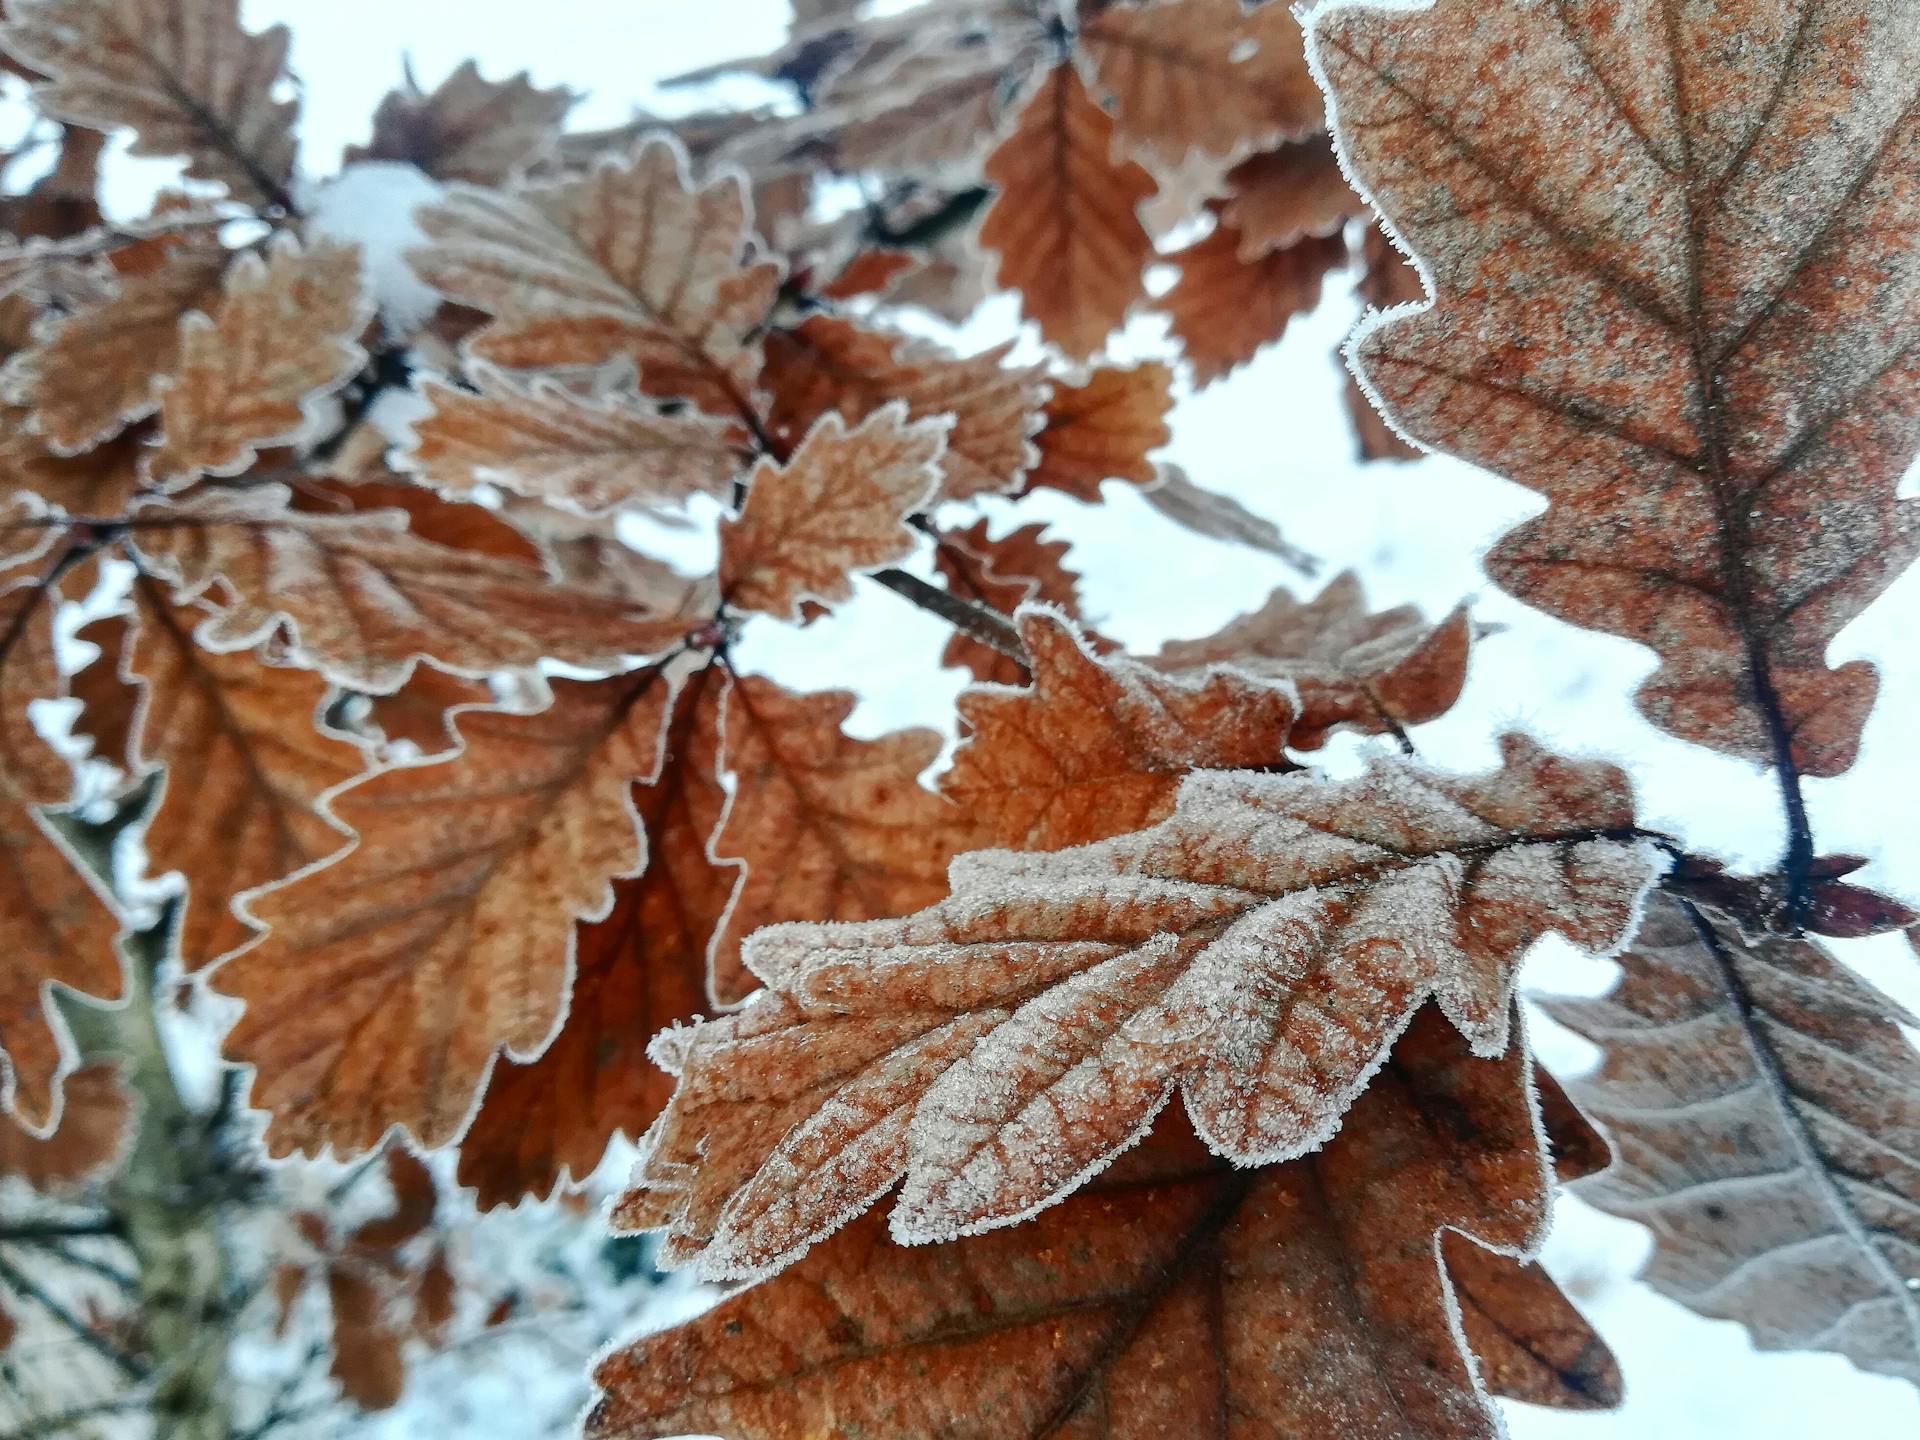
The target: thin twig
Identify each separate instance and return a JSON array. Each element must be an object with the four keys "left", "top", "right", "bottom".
[
  {"left": 0, "top": 1394, "right": 147, "bottom": 1440},
  {"left": 0, "top": 1250, "right": 149, "bottom": 1380},
  {"left": 0, "top": 1219, "right": 123, "bottom": 1242},
  {"left": 870, "top": 567, "right": 1028, "bottom": 668}
]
